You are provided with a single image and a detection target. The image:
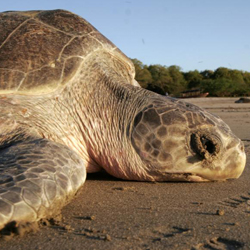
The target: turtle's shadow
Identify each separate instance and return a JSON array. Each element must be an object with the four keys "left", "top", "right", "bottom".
[
  {"left": 86, "top": 171, "right": 197, "bottom": 184},
  {"left": 87, "top": 171, "right": 121, "bottom": 181}
]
